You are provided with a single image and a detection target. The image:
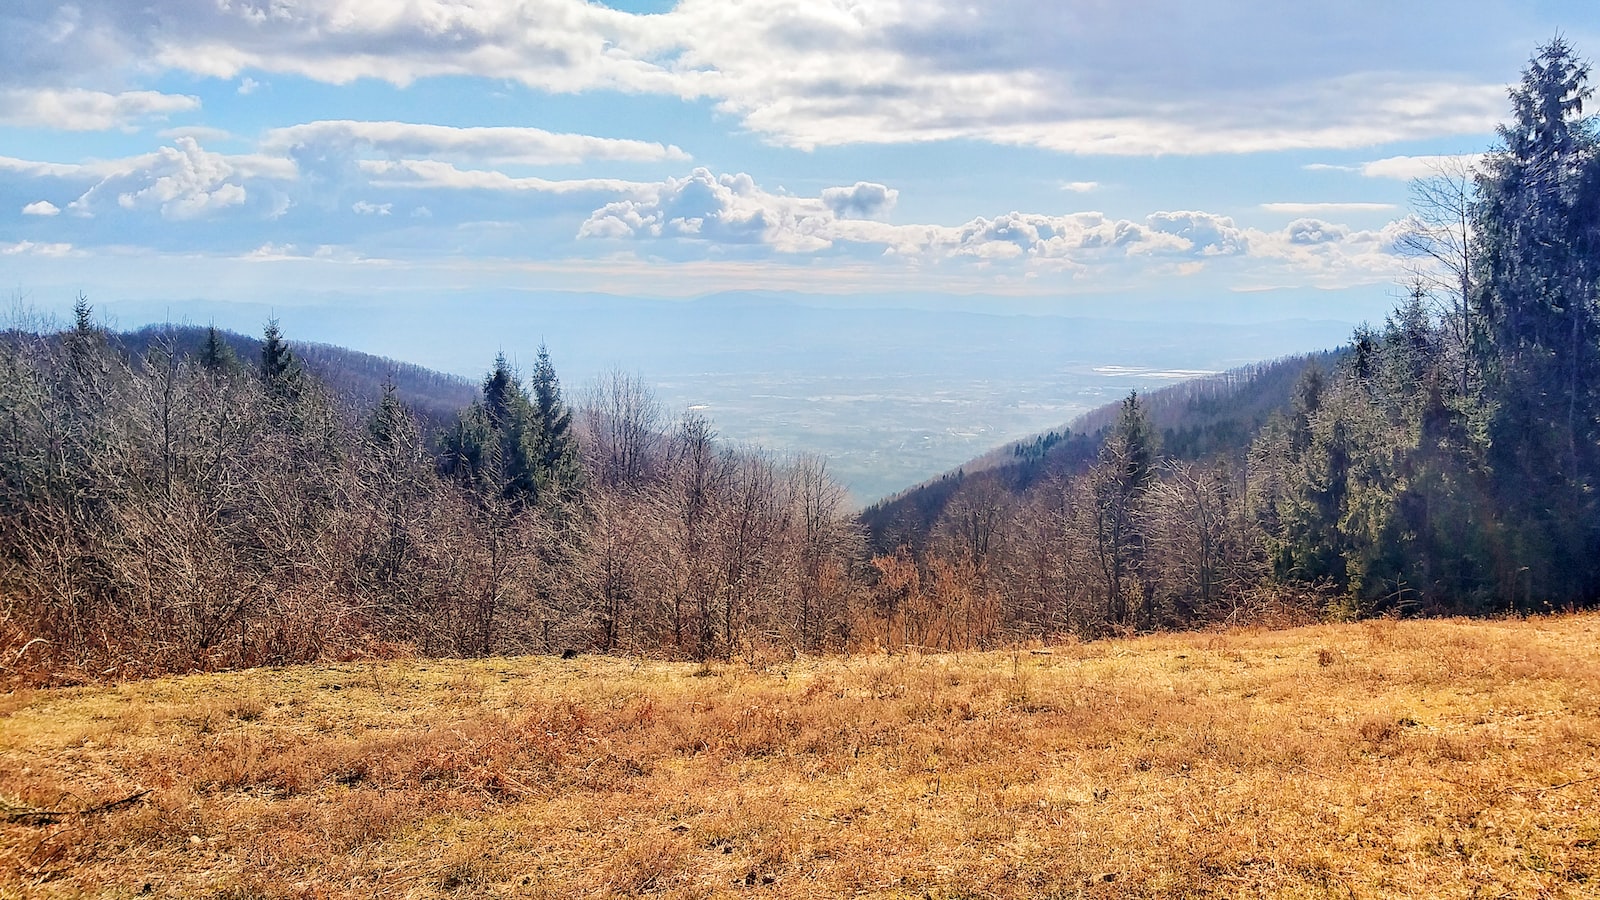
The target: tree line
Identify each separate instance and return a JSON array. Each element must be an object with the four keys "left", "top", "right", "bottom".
[
  {"left": 3, "top": 39, "right": 1597, "bottom": 681},
  {"left": 872, "top": 39, "right": 1600, "bottom": 644},
  {"left": 0, "top": 306, "right": 865, "bottom": 682}
]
